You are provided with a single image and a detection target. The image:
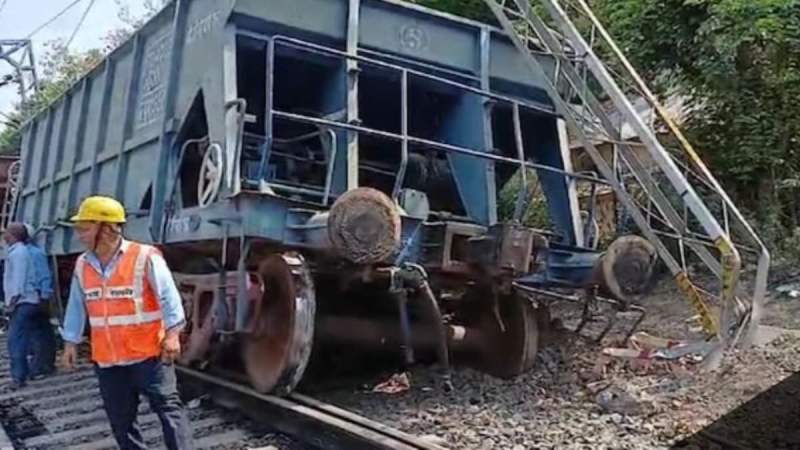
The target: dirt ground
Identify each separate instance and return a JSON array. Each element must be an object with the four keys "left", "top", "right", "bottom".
[{"left": 318, "top": 268, "right": 800, "bottom": 449}]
